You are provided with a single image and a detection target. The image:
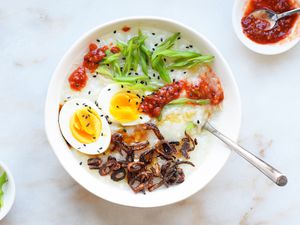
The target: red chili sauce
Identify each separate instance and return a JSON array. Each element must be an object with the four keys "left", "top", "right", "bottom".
[
  {"left": 68, "top": 66, "right": 88, "bottom": 91},
  {"left": 241, "top": 0, "right": 298, "bottom": 44},
  {"left": 139, "top": 72, "right": 224, "bottom": 118},
  {"left": 83, "top": 43, "right": 106, "bottom": 72},
  {"left": 122, "top": 25, "right": 131, "bottom": 32}
]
